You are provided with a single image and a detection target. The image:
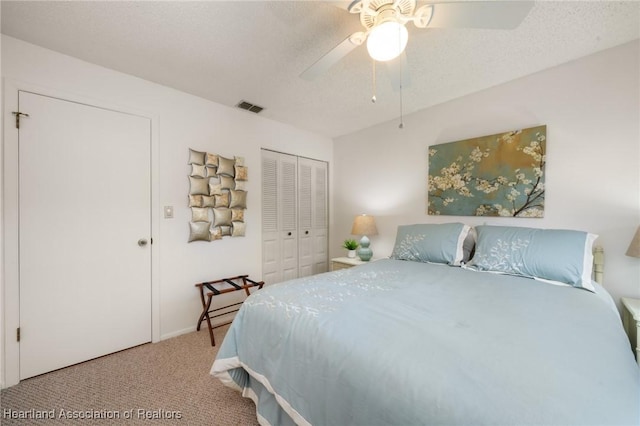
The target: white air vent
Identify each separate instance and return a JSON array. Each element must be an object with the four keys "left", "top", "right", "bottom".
[{"left": 236, "top": 100, "right": 265, "bottom": 114}]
